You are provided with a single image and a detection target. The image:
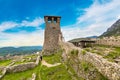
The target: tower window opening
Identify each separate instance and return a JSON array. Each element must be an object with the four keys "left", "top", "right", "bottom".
[{"left": 48, "top": 20, "right": 51, "bottom": 23}]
